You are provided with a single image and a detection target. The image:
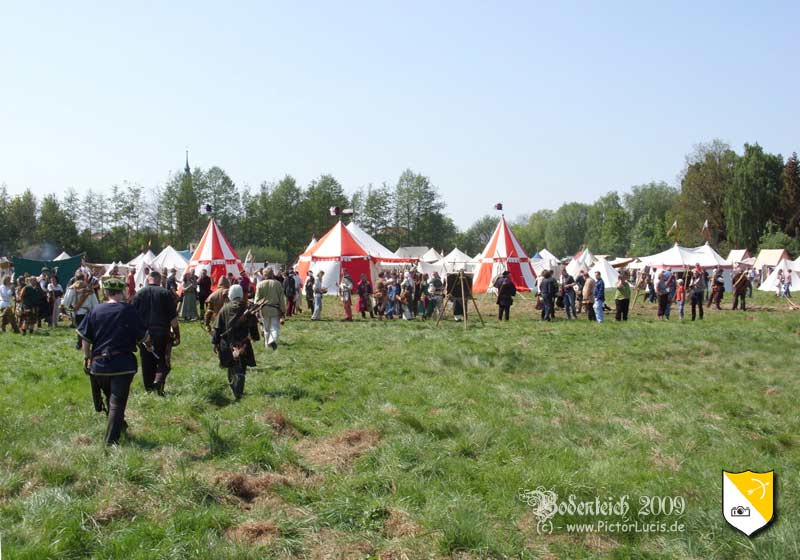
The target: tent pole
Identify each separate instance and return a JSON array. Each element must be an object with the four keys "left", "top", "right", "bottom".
[{"left": 459, "top": 271, "right": 467, "bottom": 331}]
